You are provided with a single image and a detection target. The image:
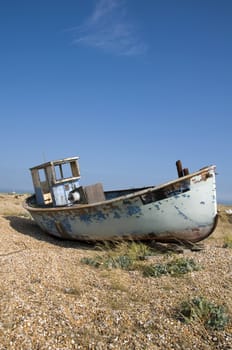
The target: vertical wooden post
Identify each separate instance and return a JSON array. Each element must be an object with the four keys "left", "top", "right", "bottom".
[{"left": 176, "top": 160, "right": 183, "bottom": 177}]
